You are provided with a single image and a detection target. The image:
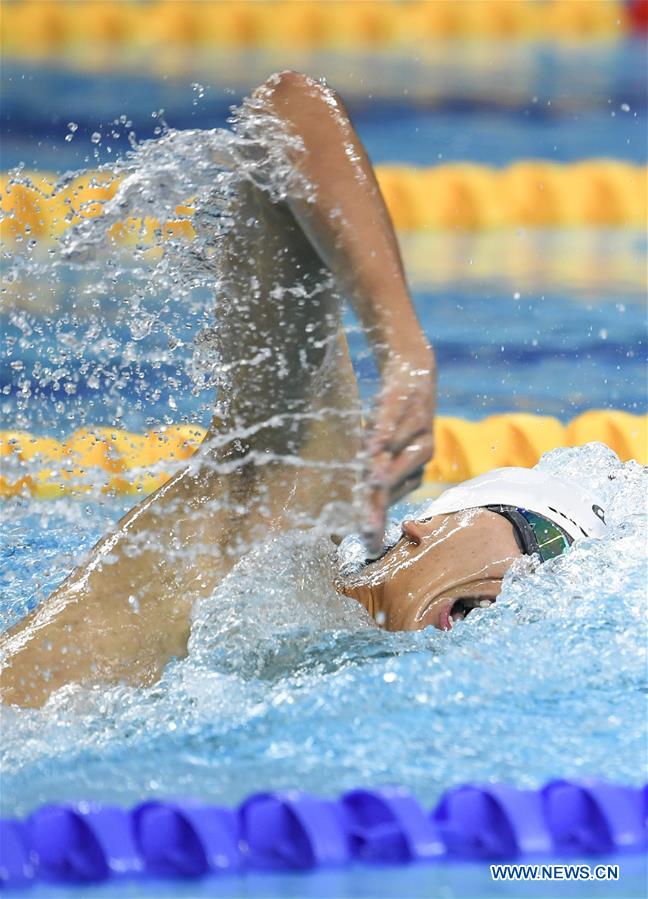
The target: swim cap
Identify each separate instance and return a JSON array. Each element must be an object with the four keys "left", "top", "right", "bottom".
[{"left": 418, "top": 467, "right": 607, "bottom": 543}]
